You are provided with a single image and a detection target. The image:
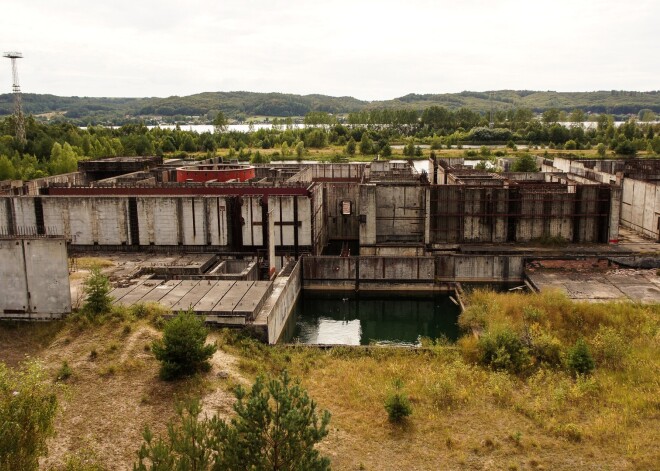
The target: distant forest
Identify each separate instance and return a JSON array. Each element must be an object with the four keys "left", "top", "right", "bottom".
[{"left": 0, "top": 90, "right": 659, "bottom": 125}]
